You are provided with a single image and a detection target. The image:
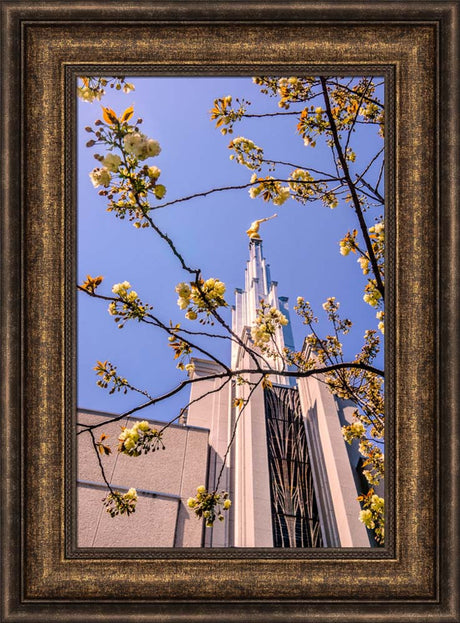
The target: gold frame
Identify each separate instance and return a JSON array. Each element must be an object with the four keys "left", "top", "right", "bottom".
[{"left": 1, "top": 2, "right": 458, "bottom": 620}]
